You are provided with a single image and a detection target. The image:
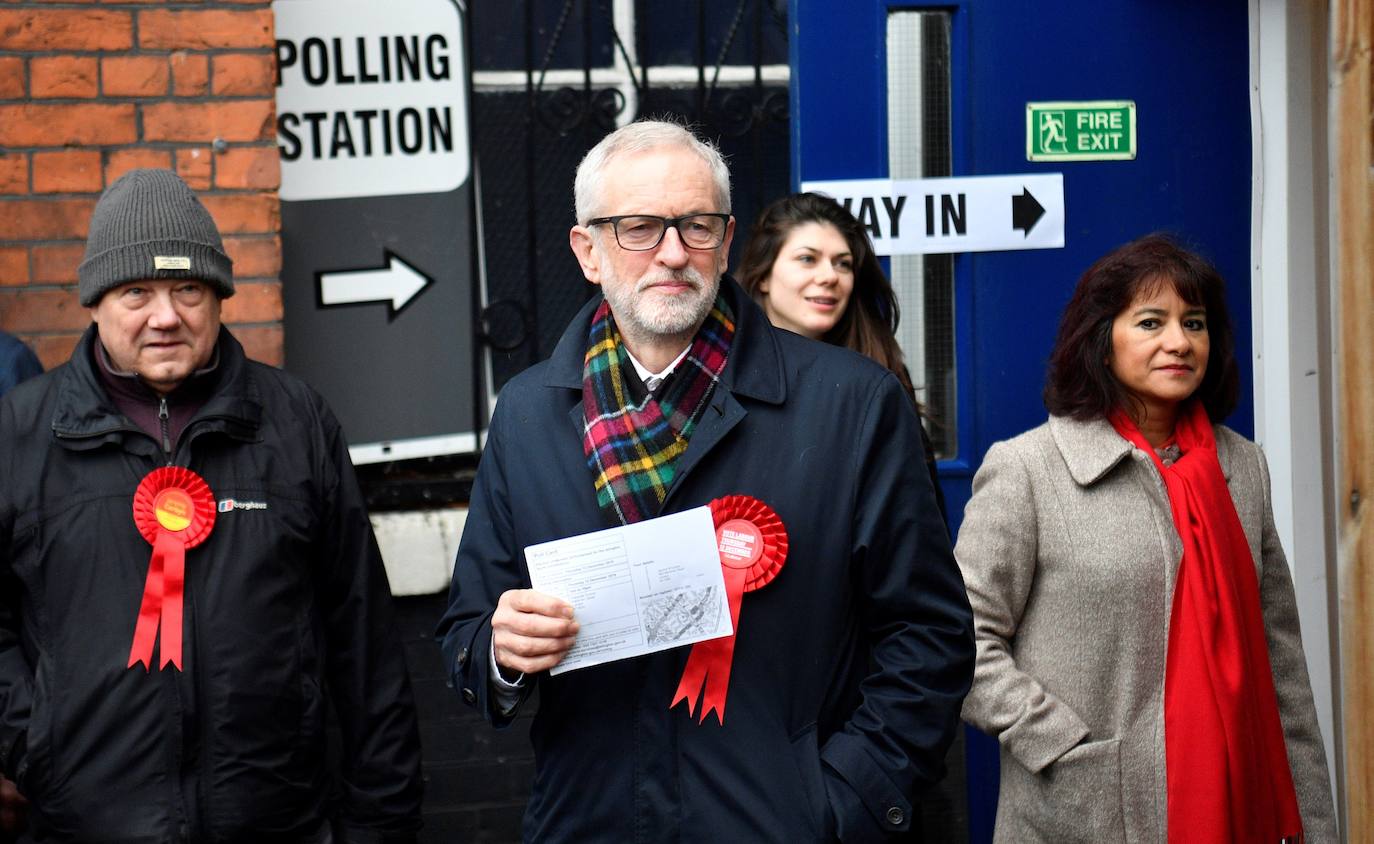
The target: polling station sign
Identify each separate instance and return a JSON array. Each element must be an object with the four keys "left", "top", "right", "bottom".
[
  {"left": 800, "top": 174, "right": 1066, "bottom": 256},
  {"left": 275, "top": 0, "right": 469, "bottom": 201},
  {"left": 274, "top": 0, "right": 479, "bottom": 463}
]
